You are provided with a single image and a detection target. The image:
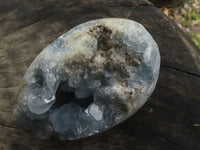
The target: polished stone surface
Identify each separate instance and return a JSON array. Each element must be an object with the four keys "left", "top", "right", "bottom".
[{"left": 13, "top": 18, "right": 160, "bottom": 140}]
